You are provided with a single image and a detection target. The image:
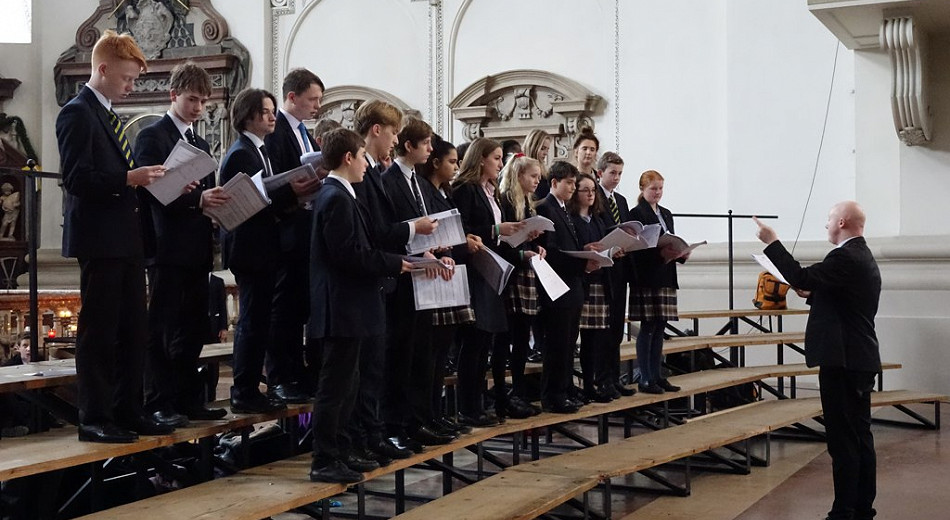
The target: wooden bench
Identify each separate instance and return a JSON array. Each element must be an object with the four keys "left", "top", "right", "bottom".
[
  {"left": 392, "top": 389, "right": 947, "bottom": 520},
  {"left": 72, "top": 362, "right": 907, "bottom": 520},
  {"left": 0, "top": 342, "right": 234, "bottom": 395},
  {"left": 0, "top": 398, "right": 309, "bottom": 482}
]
